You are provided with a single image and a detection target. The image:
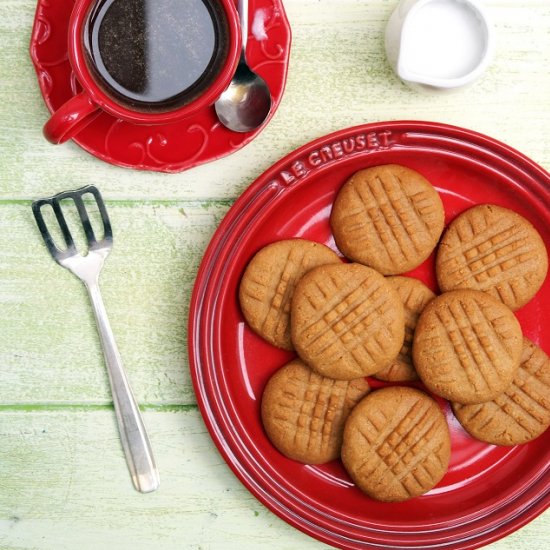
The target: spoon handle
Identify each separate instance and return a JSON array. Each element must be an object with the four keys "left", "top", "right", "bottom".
[{"left": 238, "top": 0, "right": 248, "bottom": 53}]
